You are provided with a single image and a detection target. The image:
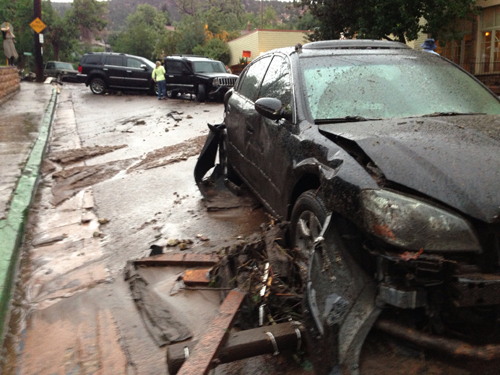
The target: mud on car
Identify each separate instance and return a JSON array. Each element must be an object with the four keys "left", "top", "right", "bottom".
[{"left": 197, "top": 40, "right": 500, "bottom": 374}]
